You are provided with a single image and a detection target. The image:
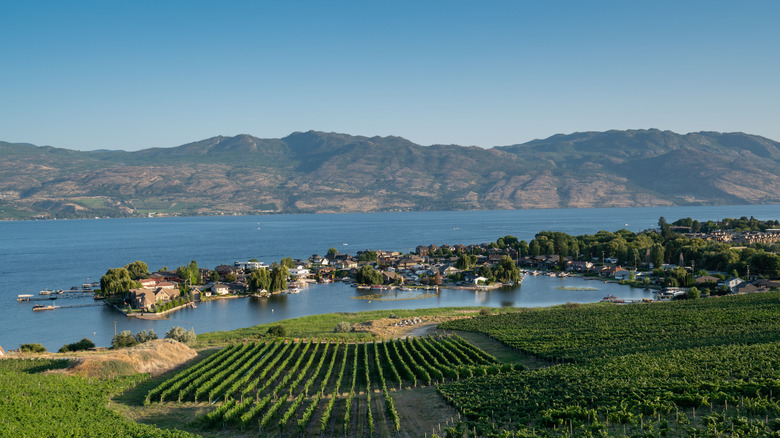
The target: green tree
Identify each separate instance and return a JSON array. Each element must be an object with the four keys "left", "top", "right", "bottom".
[
  {"left": 124, "top": 261, "right": 150, "bottom": 280},
  {"left": 175, "top": 261, "right": 199, "bottom": 285},
  {"left": 280, "top": 257, "right": 295, "bottom": 269},
  {"left": 100, "top": 268, "right": 140, "bottom": 297},
  {"left": 455, "top": 254, "right": 477, "bottom": 270},
  {"left": 249, "top": 268, "right": 272, "bottom": 292},
  {"left": 358, "top": 251, "right": 378, "bottom": 262},
  {"left": 327, "top": 247, "right": 338, "bottom": 255},
  {"left": 355, "top": 265, "right": 383, "bottom": 285},
  {"left": 270, "top": 265, "right": 288, "bottom": 292},
  {"left": 58, "top": 338, "right": 95, "bottom": 353},
  {"left": 267, "top": 325, "right": 286, "bottom": 337},
  {"left": 209, "top": 270, "right": 220, "bottom": 283},
  {"left": 135, "top": 330, "right": 158, "bottom": 343},
  {"left": 20, "top": 343, "right": 47, "bottom": 353},
  {"left": 493, "top": 256, "right": 522, "bottom": 283},
  {"left": 111, "top": 330, "right": 138, "bottom": 349},
  {"left": 687, "top": 287, "right": 701, "bottom": 300}
]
